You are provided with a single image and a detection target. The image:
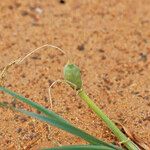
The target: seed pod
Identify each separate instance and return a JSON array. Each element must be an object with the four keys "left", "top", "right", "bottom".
[{"left": 64, "top": 64, "right": 82, "bottom": 90}]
